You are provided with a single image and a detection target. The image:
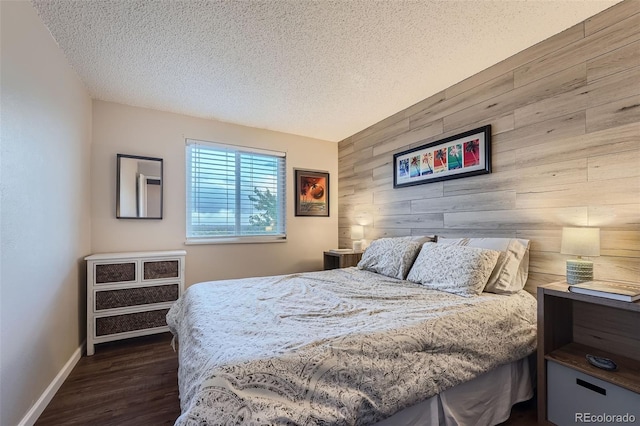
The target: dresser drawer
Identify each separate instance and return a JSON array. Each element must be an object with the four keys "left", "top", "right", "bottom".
[
  {"left": 547, "top": 360, "right": 640, "bottom": 425},
  {"left": 95, "top": 284, "right": 179, "bottom": 311},
  {"left": 143, "top": 259, "right": 179, "bottom": 280},
  {"left": 95, "top": 308, "right": 170, "bottom": 337},
  {"left": 95, "top": 261, "right": 137, "bottom": 284}
]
